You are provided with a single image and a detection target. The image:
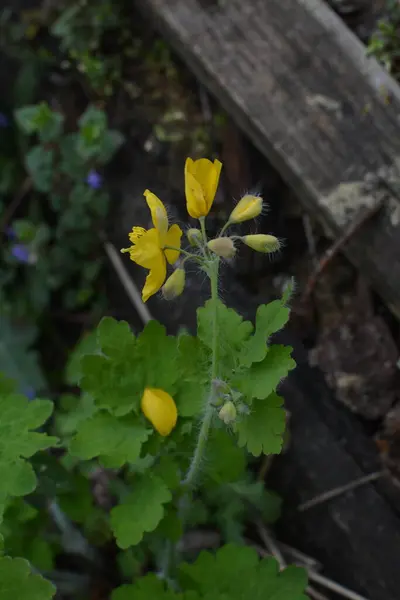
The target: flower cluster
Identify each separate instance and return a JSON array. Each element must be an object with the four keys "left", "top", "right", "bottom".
[
  {"left": 122, "top": 157, "right": 280, "bottom": 303},
  {"left": 121, "top": 157, "right": 281, "bottom": 437}
]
